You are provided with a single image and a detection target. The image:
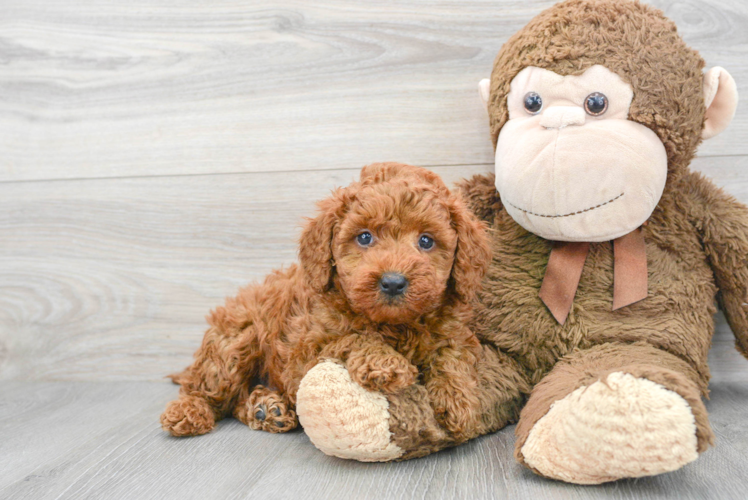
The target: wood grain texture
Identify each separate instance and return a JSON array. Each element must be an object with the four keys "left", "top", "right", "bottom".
[
  {"left": 0, "top": 366, "right": 747, "bottom": 500},
  {"left": 0, "top": 164, "right": 490, "bottom": 381},
  {"left": 1, "top": 0, "right": 747, "bottom": 182},
  {"left": 2, "top": 158, "right": 747, "bottom": 381}
]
